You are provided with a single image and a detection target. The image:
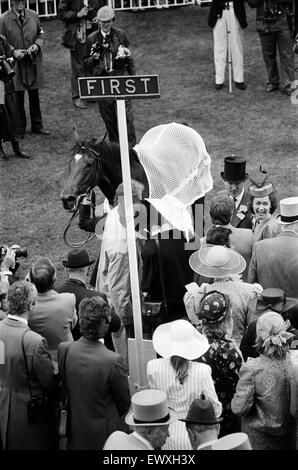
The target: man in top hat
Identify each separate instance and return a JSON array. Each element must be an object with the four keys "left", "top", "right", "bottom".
[
  {"left": 248, "top": 197, "right": 298, "bottom": 298},
  {"left": 240, "top": 287, "right": 298, "bottom": 360},
  {"left": 56, "top": 248, "right": 120, "bottom": 345},
  {"left": 180, "top": 397, "right": 222, "bottom": 450},
  {"left": 58, "top": 0, "right": 103, "bottom": 109},
  {"left": 103, "top": 389, "right": 176, "bottom": 450},
  {"left": 83, "top": 5, "right": 137, "bottom": 145},
  {"left": 220, "top": 156, "right": 252, "bottom": 229}
]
